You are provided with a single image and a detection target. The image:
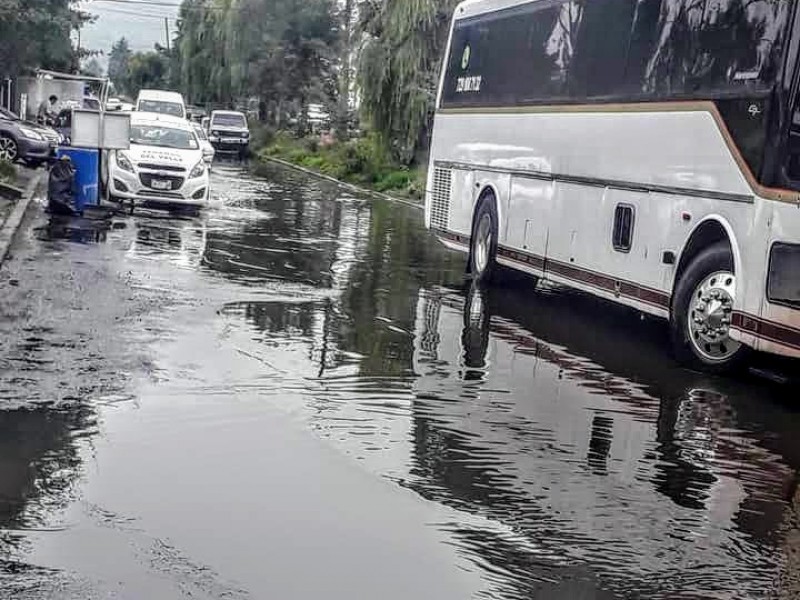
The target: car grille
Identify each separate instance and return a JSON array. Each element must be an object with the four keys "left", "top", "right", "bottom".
[
  {"left": 137, "top": 163, "right": 186, "bottom": 173},
  {"left": 138, "top": 190, "right": 186, "bottom": 200},
  {"left": 139, "top": 173, "right": 185, "bottom": 190}
]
